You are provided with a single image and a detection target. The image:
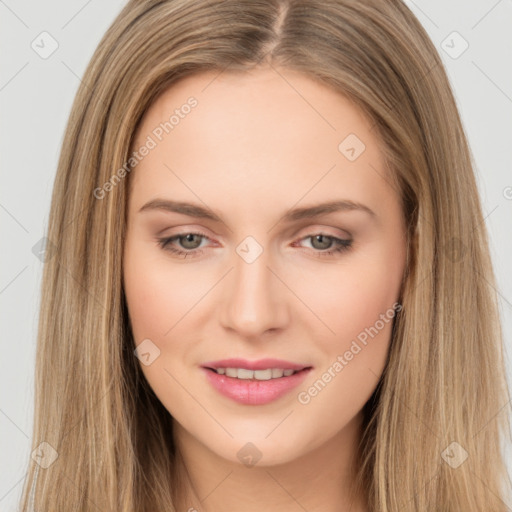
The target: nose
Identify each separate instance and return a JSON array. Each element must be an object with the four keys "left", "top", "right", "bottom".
[{"left": 219, "top": 245, "right": 290, "bottom": 338}]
